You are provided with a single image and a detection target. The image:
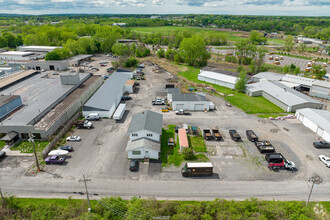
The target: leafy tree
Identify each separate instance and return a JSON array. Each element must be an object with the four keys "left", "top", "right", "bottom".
[
  {"left": 298, "top": 43, "right": 307, "bottom": 53},
  {"left": 112, "top": 43, "right": 131, "bottom": 57},
  {"left": 312, "top": 64, "right": 327, "bottom": 79},
  {"left": 249, "top": 30, "right": 267, "bottom": 45},
  {"left": 2, "top": 33, "right": 19, "bottom": 48},
  {"left": 174, "top": 54, "right": 181, "bottom": 64},
  {"left": 235, "top": 70, "right": 248, "bottom": 92},
  {"left": 182, "top": 148, "right": 194, "bottom": 160},
  {"left": 284, "top": 36, "right": 295, "bottom": 52},
  {"left": 125, "top": 57, "right": 138, "bottom": 68},
  {"left": 179, "top": 35, "right": 210, "bottom": 67},
  {"left": 0, "top": 36, "right": 7, "bottom": 48},
  {"left": 45, "top": 50, "right": 61, "bottom": 60},
  {"left": 157, "top": 48, "right": 165, "bottom": 58}
]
